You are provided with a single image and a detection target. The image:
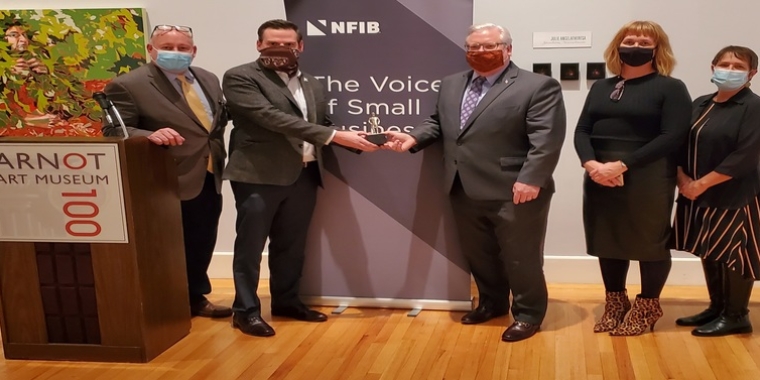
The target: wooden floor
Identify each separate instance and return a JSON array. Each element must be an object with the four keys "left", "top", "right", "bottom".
[{"left": 2, "top": 280, "right": 760, "bottom": 380}]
